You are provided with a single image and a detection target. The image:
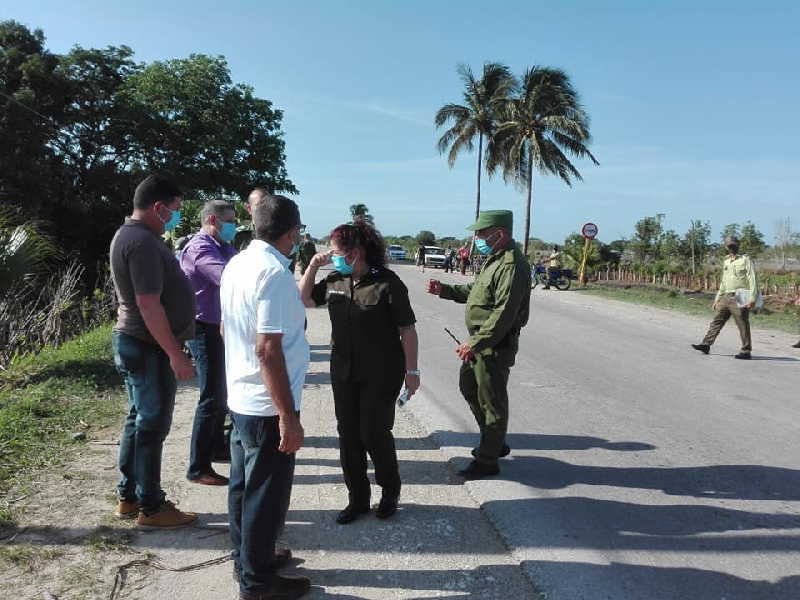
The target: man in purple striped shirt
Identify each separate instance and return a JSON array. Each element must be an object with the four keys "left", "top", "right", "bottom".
[{"left": 180, "top": 200, "right": 239, "bottom": 486}]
